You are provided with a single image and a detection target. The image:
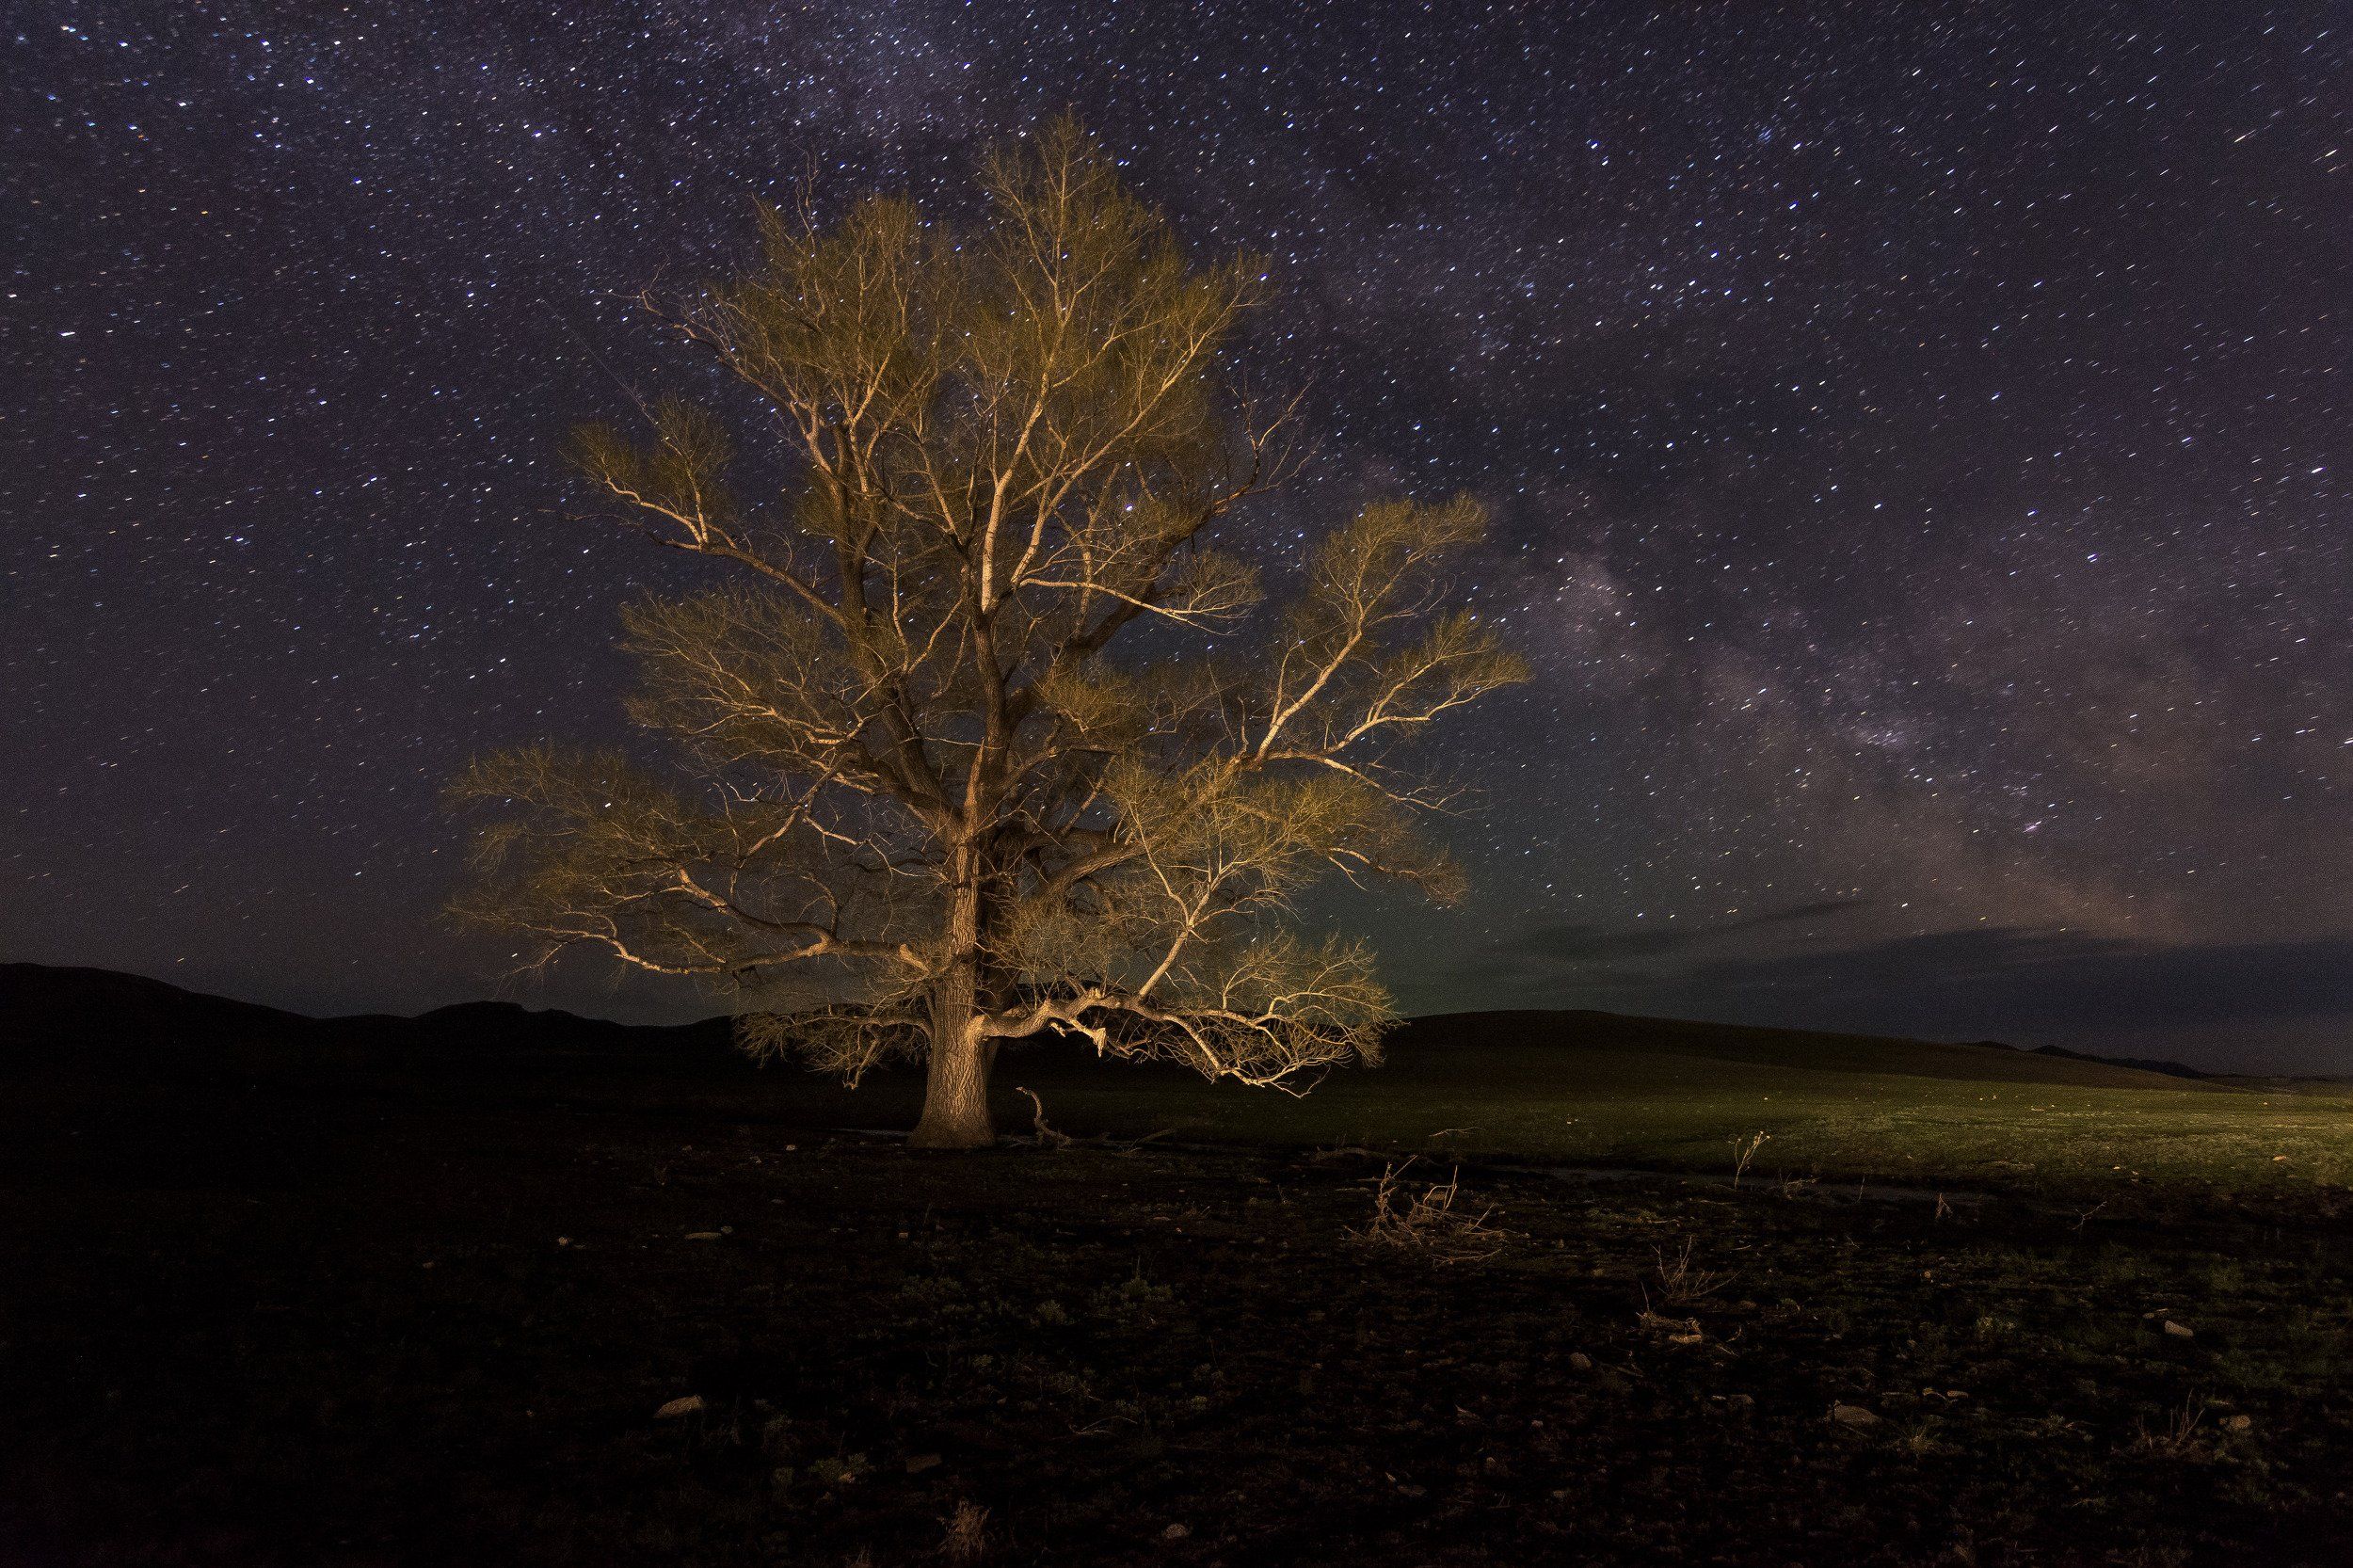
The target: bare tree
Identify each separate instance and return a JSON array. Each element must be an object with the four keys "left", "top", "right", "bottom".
[{"left": 449, "top": 121, "right": 1526, "bottom": 1147}]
